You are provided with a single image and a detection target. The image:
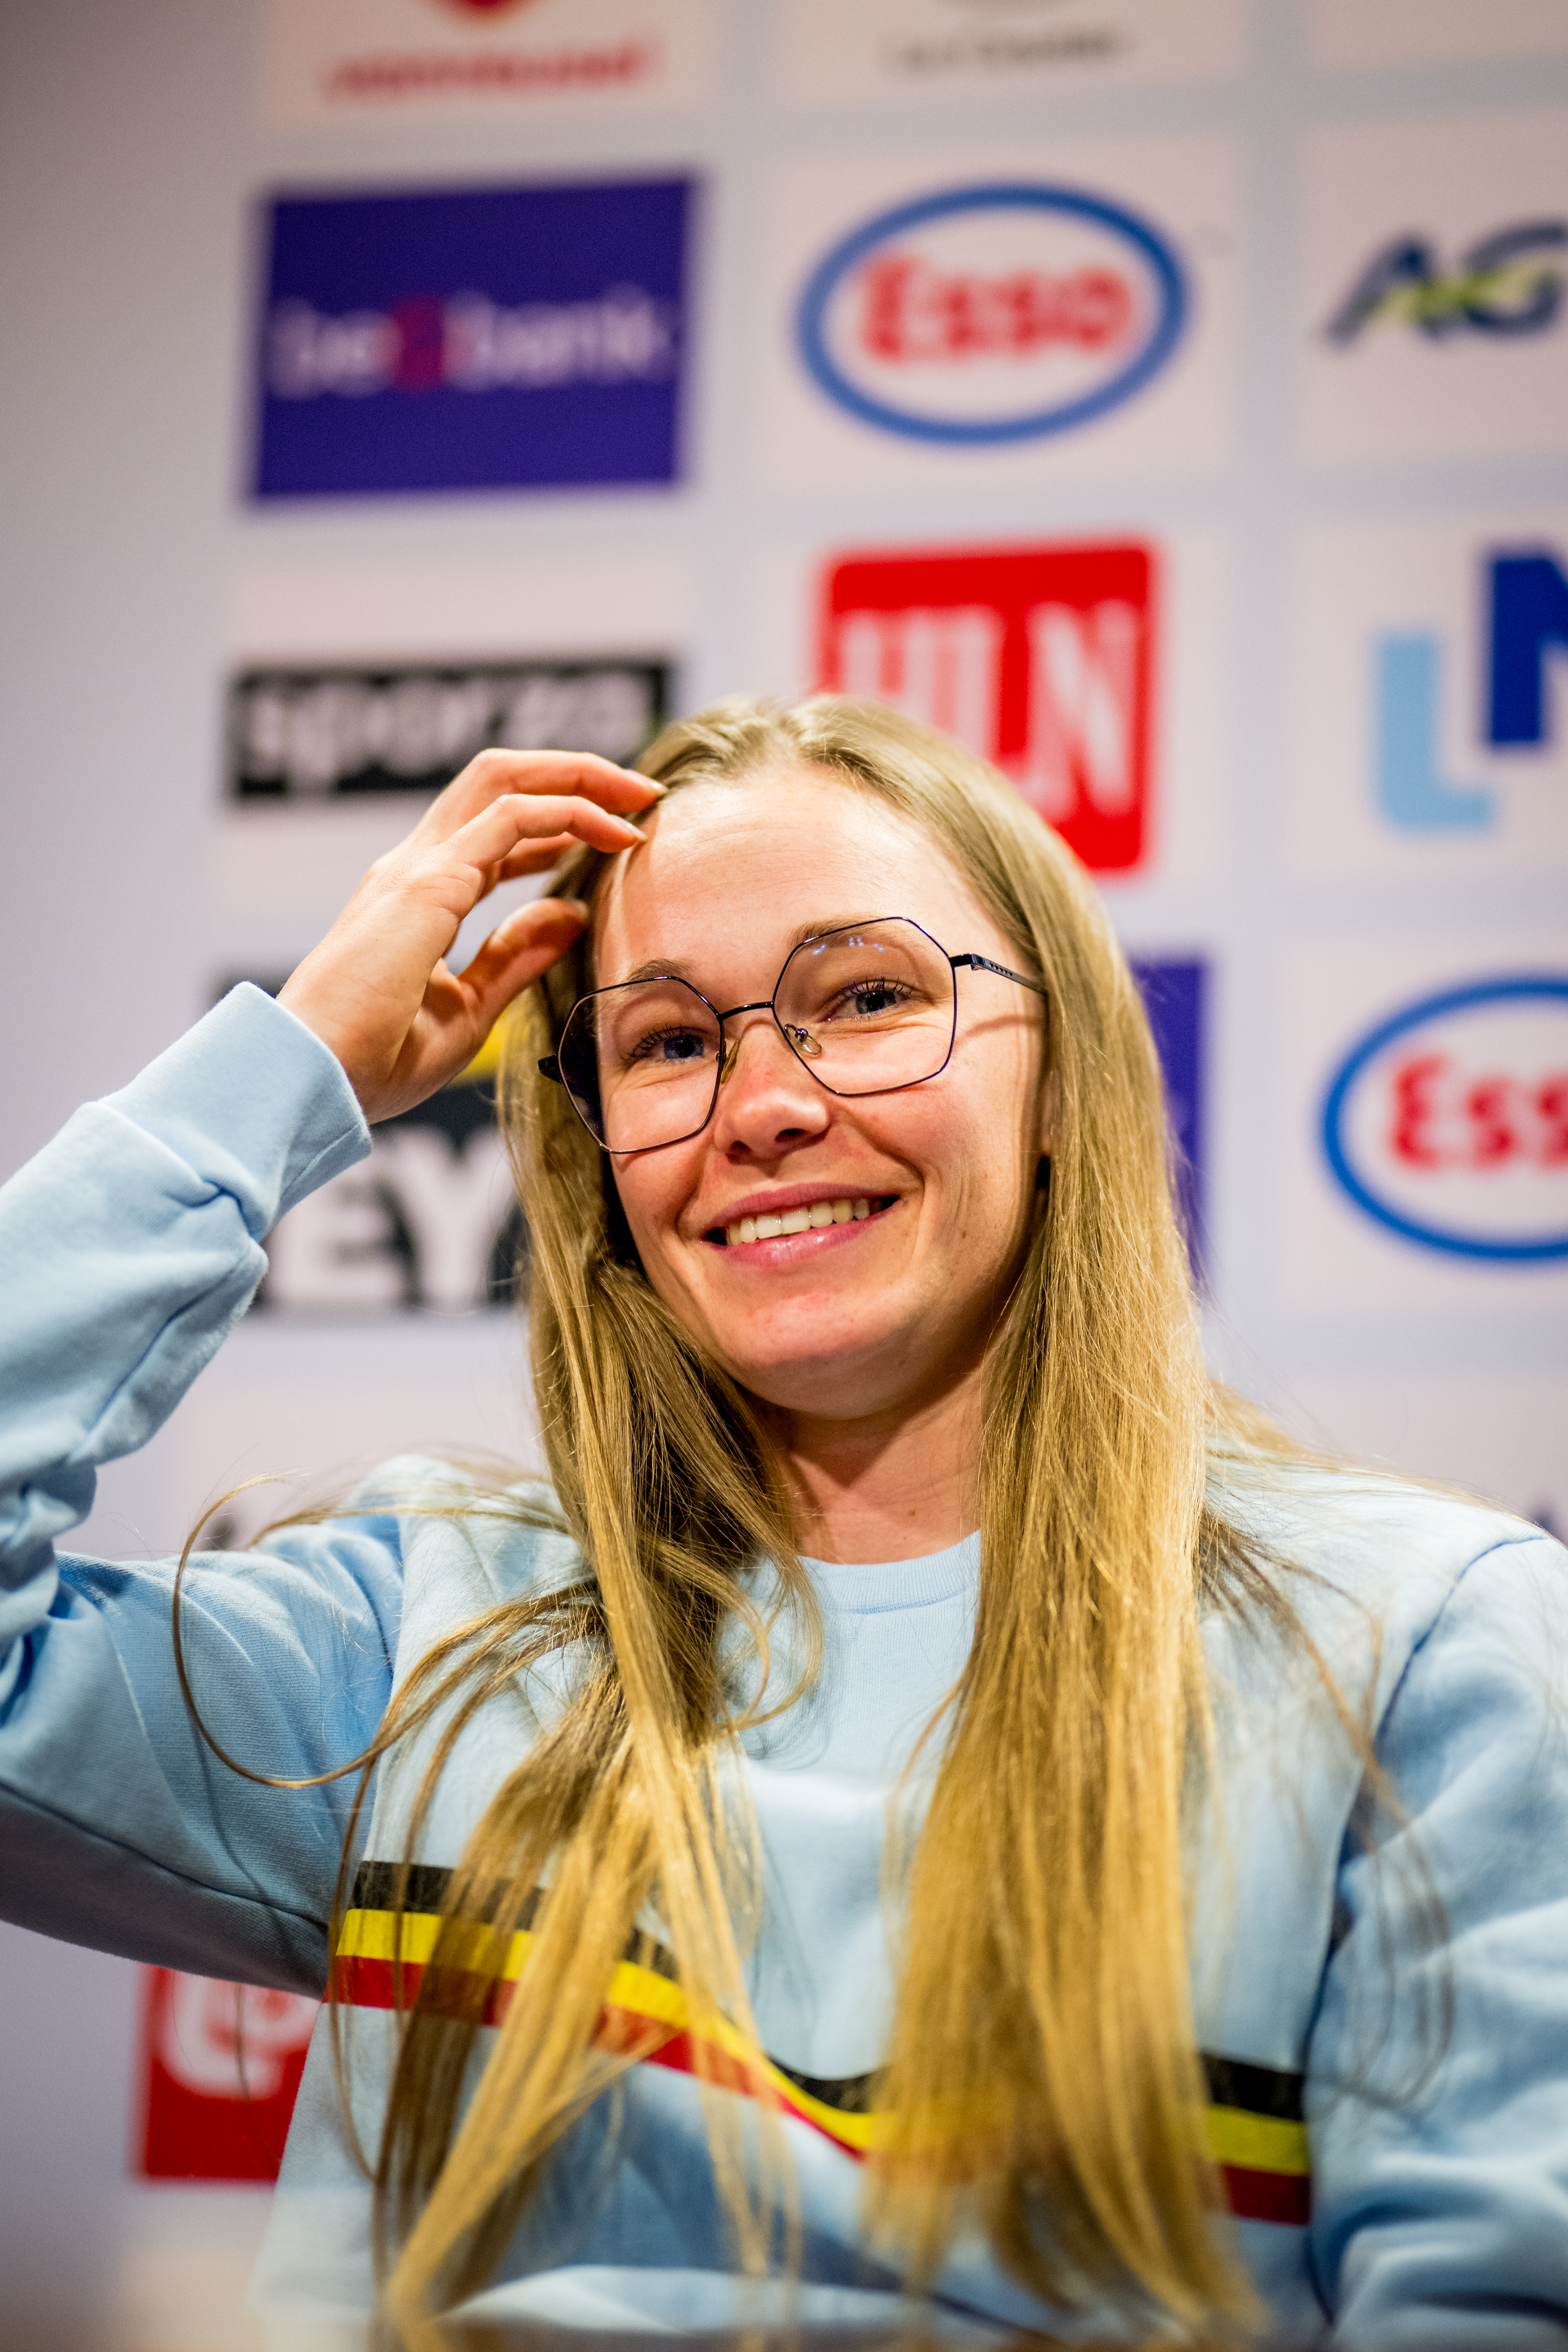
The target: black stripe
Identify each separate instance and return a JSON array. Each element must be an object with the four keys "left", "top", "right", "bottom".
[
  {"left": 348, "top": 1864, "right": 1304, "bottom": 2127},
  {"left": 1201, "top": 2053, "right": 1305, "bottom": 2124},
  {"left": 352, "top": 1860, "right": 459, "bottom": 1917},
  {"left": 770, "top": 2059, "right": 882, "bottom": 2115},
  {"left": 348, "top": 1860, "right": 677, "bottom": 1984}
]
